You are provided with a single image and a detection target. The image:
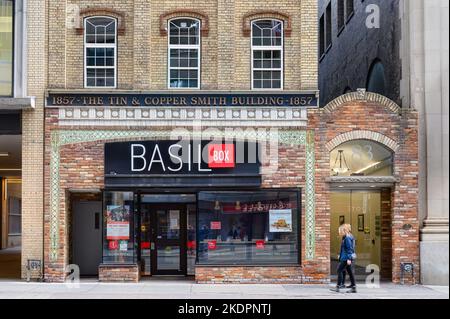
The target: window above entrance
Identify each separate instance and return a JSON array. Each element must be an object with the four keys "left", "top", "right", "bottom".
[{"left": 330, "top": 140, "right": 393, "bottom": 177}]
